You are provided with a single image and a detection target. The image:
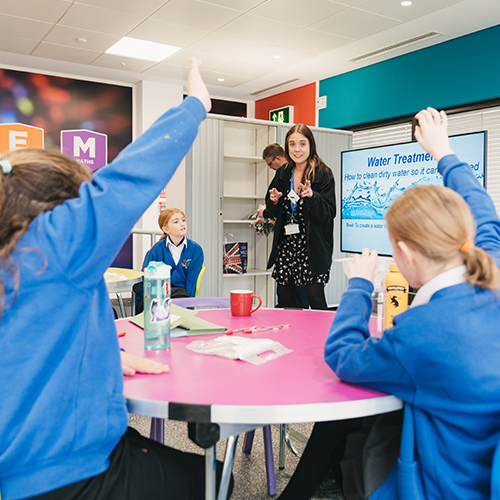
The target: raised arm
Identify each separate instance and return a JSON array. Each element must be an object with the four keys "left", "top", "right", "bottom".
[
  {"left": 45, "top": 59, "right": 211, "bottom": 288},
  {"left": 415, "top": 107, "right": 500, "bottom": 262}
]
